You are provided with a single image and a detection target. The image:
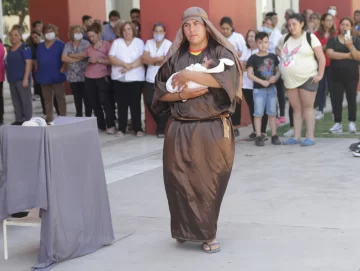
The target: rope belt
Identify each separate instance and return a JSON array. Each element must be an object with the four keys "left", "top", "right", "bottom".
[{"left": 173, "top": 114, "right": 231, "bottom": 139}]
